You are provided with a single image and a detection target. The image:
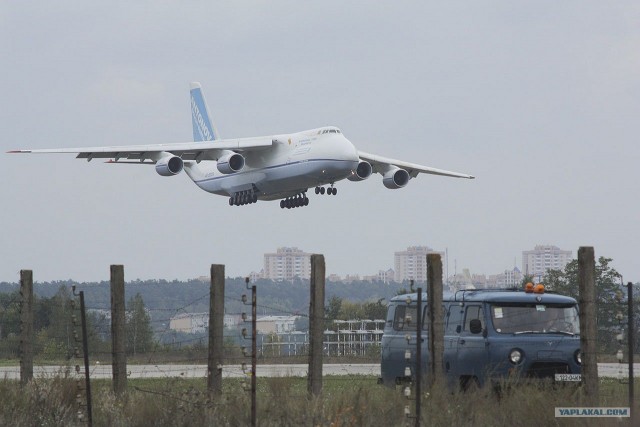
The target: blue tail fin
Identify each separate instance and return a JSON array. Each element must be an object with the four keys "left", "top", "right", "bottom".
[{"left": 190, "top": 82, "right": 218, "bottom": 141}]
